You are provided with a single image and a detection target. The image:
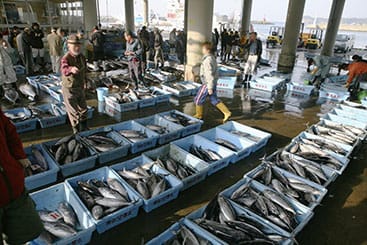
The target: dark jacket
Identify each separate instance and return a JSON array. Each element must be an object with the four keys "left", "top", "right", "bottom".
[
  {"left": 126, "top": 38, "right": 143, "bottom": 61},
  {"left": 243, "top": 39, "right": 262, "bottom": 57},
  {"left": 154, "top": 32, "right": 163, "bottom": 48},
  {"left": 22, "top": 32, "right": 32, "bottom": 52},
  {"left": 61, "top": 52, "right": 86, "bottom": 88},
  {"left": 90, "top": 30, "right": 104, "bottom": 52},
  {"left": 30, "top": 29, "right": 44, "bottom": 49},
  {"left": 0, "top": 109, "right": 27, "bottom": 208}
]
